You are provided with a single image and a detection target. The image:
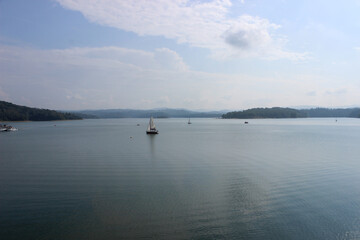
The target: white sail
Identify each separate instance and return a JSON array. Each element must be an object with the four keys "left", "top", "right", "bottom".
[
  {"left": 146, "top": 116, "right": 158, "bottom": 134},
  {"left": 149, "top": 117, "right": 156, "bottom": 130}
]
